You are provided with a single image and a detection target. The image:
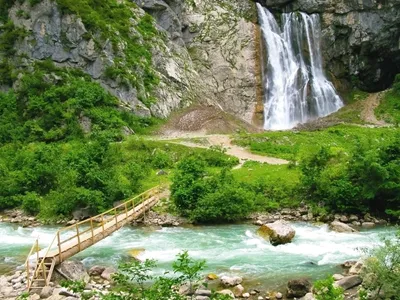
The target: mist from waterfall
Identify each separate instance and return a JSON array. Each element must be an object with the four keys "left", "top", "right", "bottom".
[{"left": 257, "top": 4, "right": 343, "bottom": 130}]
